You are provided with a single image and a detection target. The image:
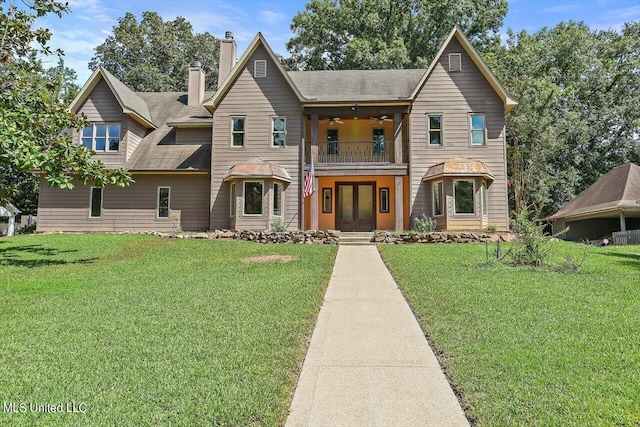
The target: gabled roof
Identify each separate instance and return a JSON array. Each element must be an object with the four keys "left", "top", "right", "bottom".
[
  {"left": 205, "top": 32, "right": 306, "bottom": 110},
  {"left": 223, "top": 158, "right": 292, "bottom": 182},
  {"left": 411, "top": 26, "right": 518, "bottom": 113},
  {"left": 288, "top": 69, "right": 426, "bottom": 102},
  {"left": 422, "top": 156, "right": 494, "bottom": 181},
  {"left": 0, "top": 203, "right": 20, "bottom": 216},
  {"left": 550, "top": 163, "right": 640, "bottom": 220},
  {"left": 69, "top": 66, "right": 156, "bottom": 128}
]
